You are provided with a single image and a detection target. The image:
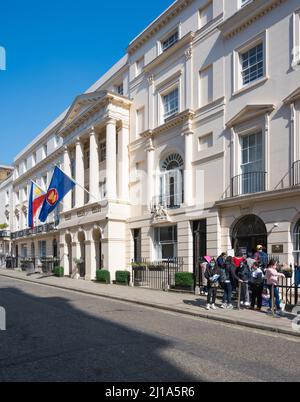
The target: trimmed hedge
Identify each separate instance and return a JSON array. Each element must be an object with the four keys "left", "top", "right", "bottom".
[
  {"left": 175, "top": 272, "right": 194, "bottom": 288},
  {"left": 116, "top": 271, "right": 130, "bottom": 285},
  {"left": 54, "top": 266, "right": 64, "bottom": 277},
  {"left": 96, "top": 269, "right": 110, "bottom": 284}
]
